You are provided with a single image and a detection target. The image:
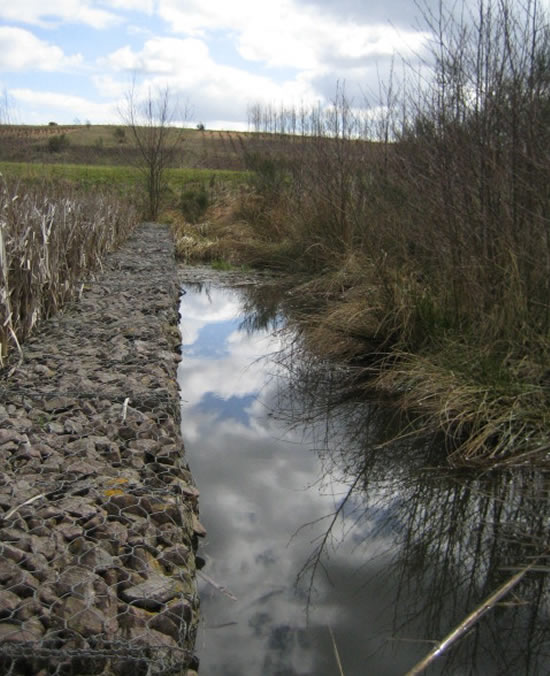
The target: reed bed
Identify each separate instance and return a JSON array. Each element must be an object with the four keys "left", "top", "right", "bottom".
[{"left": 0, "top": 178, "right": 136, "bottom": 362}]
